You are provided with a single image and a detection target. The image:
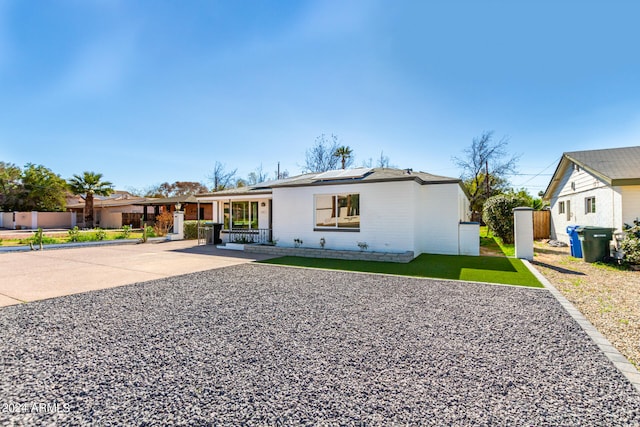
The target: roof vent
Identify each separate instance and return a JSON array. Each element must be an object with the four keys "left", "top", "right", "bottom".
[{"left": 405, "top": 168, "right": 413, "bottom": 175}]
